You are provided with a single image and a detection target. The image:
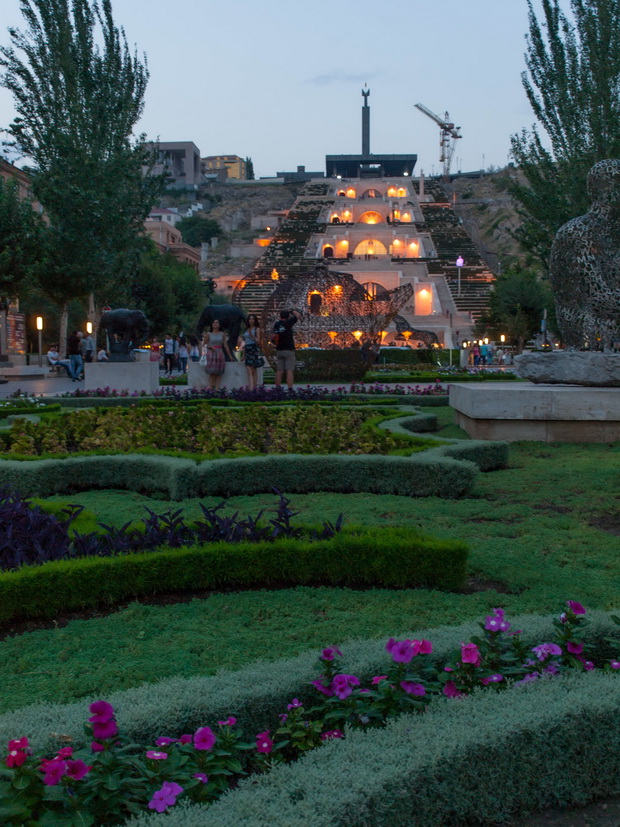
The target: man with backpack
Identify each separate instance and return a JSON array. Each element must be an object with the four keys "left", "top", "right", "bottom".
[{"left": 272, "top": 309, "right": 300, "bottom": 390}]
